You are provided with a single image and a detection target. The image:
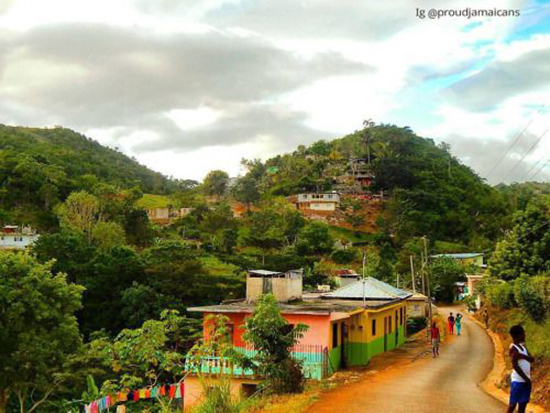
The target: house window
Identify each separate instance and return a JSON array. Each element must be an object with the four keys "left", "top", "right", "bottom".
[
  {"left": 332, "top": 323, "right": 338, "bottom": 348},
  {"left": 372, "top": 319, "right": 376, "bottom": 336},
  {"left": 389, "top": 316, "right": 392, "bottom": 333},
  {"left": 400, "top": 308, "right": 404, "bottom": 325}
]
